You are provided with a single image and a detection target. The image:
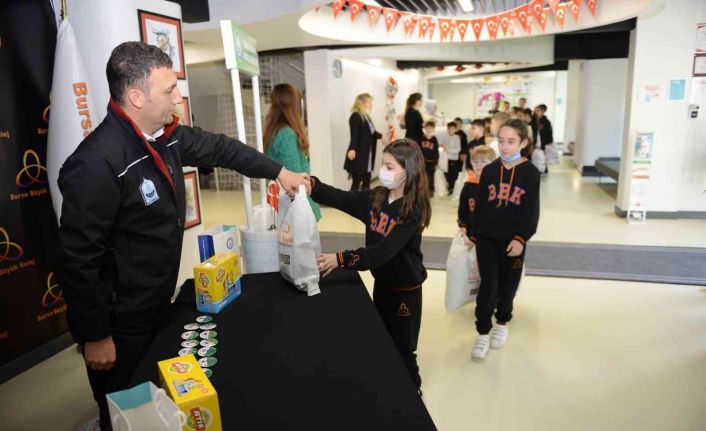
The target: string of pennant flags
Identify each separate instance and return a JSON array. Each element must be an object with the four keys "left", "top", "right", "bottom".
[{"left": 317, "top": 0, "right": 598, "bottom": 42}]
